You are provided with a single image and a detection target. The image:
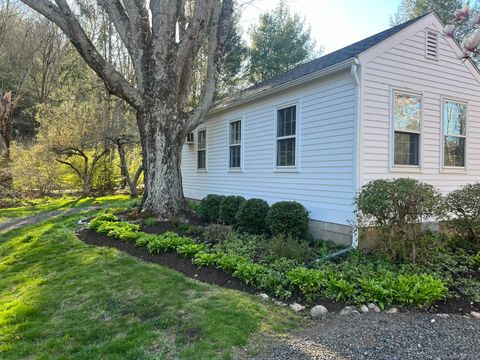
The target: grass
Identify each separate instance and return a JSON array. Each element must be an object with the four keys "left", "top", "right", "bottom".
[
  {"left": 0, "top": 195, "right": 138, "bottom": 221},
  {"left": 0, "top": 203, "right": 299, "bottom": 359}
]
